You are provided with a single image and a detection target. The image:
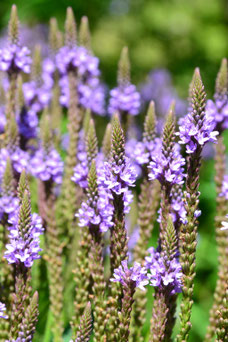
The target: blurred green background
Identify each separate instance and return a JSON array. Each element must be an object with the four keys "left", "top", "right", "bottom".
[{"left": 1, "top": 0, "right": 227, "bottom": 341}]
